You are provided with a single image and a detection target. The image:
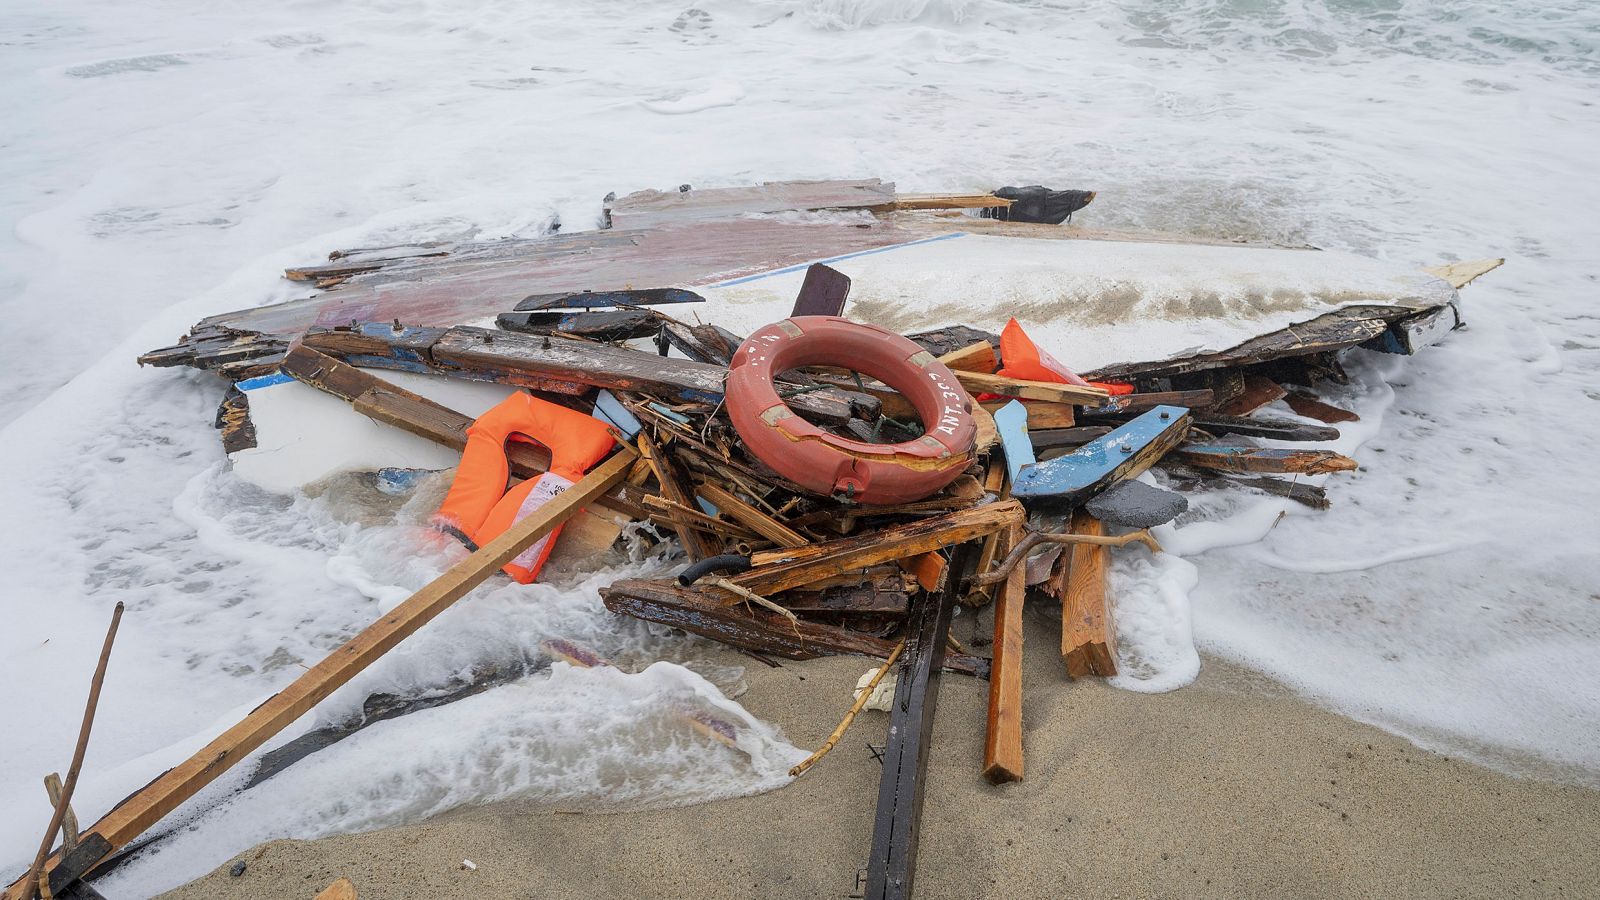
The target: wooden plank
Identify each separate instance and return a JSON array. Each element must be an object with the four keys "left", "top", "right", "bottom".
[
  {"left": 936, "top": 341, "right": 998, "bottom": 374},
  {"left": 983, "top": 525, "right": 1025, "bottom": 783},
  {"left": 1086, "top": 389, "right": 1215, "bottom": 415},
  {"left": 955, "top": 370, "right": 1109, "bottom": 405},
  {"left": 1284, "top": 392, "right": 1359, "bottom": 424},
  {"left": 600, "top": 578, "right": 983, "bottom": 675},
  {"left": 737, "top": 501, "right": 1023, "bottom": 596},
  {"left": 495, "top": 308, "right": 664, "bottom": 342},
  {"left": 791, "top": 263, "right": 852, "bottom": 317},
  {"left": 1189, "top": 413, "right": 1340, "bottom": 443},
  {"left": 864, "top": 541, "right": 981, "bottom": 900},
  {"left": 693, "top": 481, "right": 808, "bottom": 548},
  {"left": 17, "top": 449, "right": 637, "bottom": 897},
  {"left": 981, "top": 400, "right": 1074, "bottom": 429},
  {"left": 965, "top": 458, "right": 1010, "bottom": 608},
  {"left": 1060, "top": 510, "right": 1117, "bottom": 679},
  {"left": 776, "top": 582, "right": 910, "bottom": 615},
  {"left": 1215, "top": 374, "right": 1286, "bottom": 417},
  {"left": 1011, "top": 406, "right": 1192, "bottom": 505},
  {"left": 1169, "top": 445, "right": 1357, "bottom": 475}
]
